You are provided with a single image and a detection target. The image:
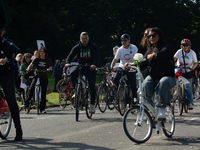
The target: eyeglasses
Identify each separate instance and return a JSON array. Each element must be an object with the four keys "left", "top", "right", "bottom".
[
  {"left": 144, "top": 33, "right": 148, "bottom": 36},
  {"left": 147, "top": 33, "right": 157, "bottom": 39},
  {"left": 121, "top": 40, "right": 127, "bottom": 43},
  {"left": 182, "top": 44, "right": 189, "bottom": 47},
  {"left": 81, "top": 37, "right": 89, "bottom": 40}
]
